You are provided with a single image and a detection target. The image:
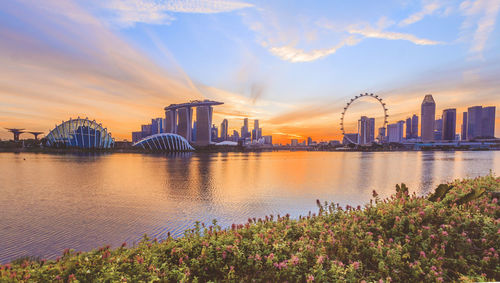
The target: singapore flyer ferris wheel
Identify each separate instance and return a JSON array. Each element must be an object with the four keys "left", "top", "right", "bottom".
[{"left": 340, "top": 93, "right": 389, "bottom": 144}]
